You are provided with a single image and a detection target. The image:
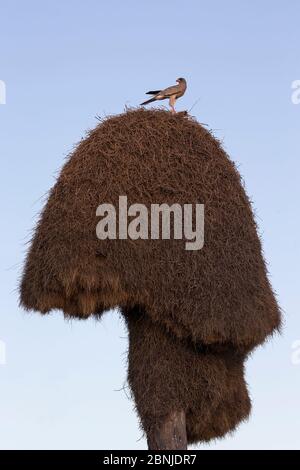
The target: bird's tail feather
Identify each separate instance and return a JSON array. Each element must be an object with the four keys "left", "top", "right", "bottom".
[
  {"left": 140, "top": 97, "right": 157, "bottom": 106},
  {"left": 146, "top": 90, "right": 161, "bottom": 95}
]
